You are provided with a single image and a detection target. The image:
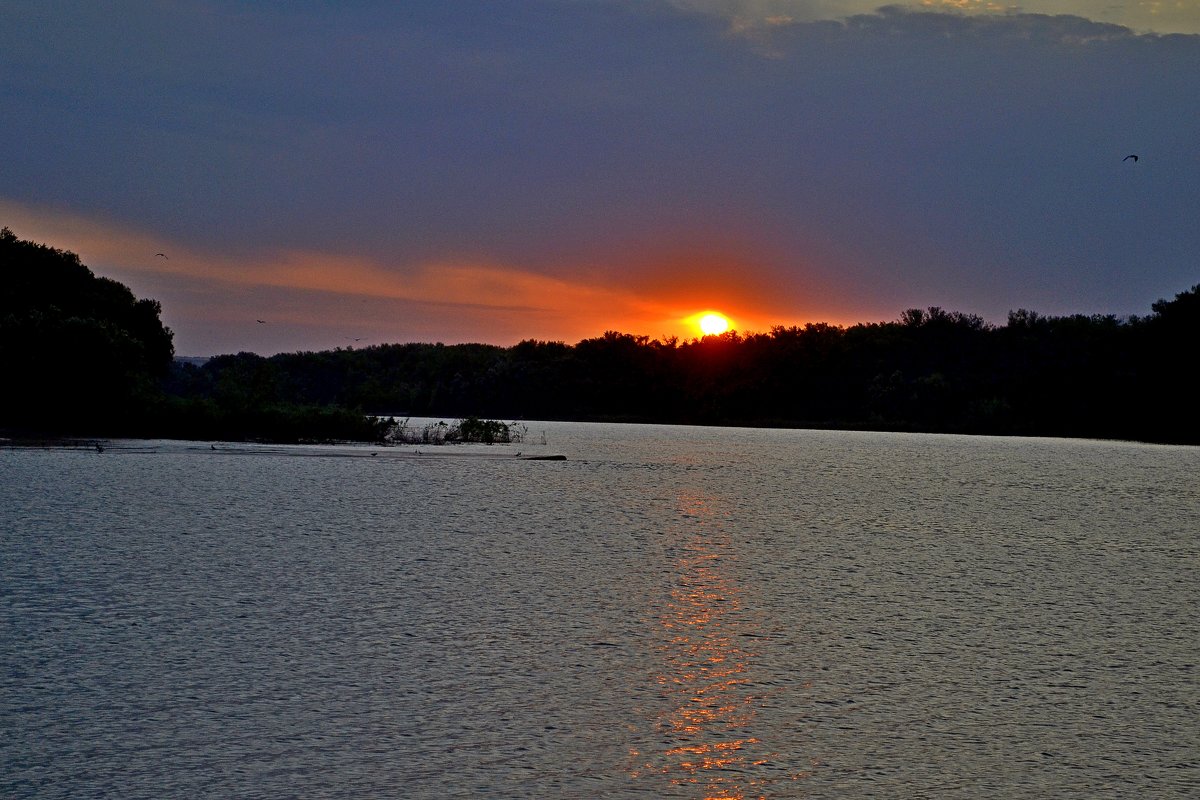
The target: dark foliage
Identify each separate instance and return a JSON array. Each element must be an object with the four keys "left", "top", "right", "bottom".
[
  {"left": 1, "top": 229, "right": 392, "bottom": 443},
  {"left": 168, "top": 283, "right": 1199, "bottom": 444},
  {"left": 1, "top": 227, "right": 174, "bottom": 433},
  {"left": 5, "top": 228, "right": 1196, "bottom": 444},
  {"left": 388, "top": 416, "right": 524, "bottom": 445},
  {"left": 142, "top": 396, "right": 397, "bottom": 445}
]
